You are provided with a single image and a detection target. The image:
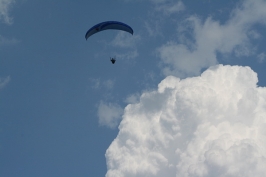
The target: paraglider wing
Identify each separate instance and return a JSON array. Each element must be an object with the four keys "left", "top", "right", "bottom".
[{"left": 85, "top": 21, "right": 133, "bottom": 40}]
